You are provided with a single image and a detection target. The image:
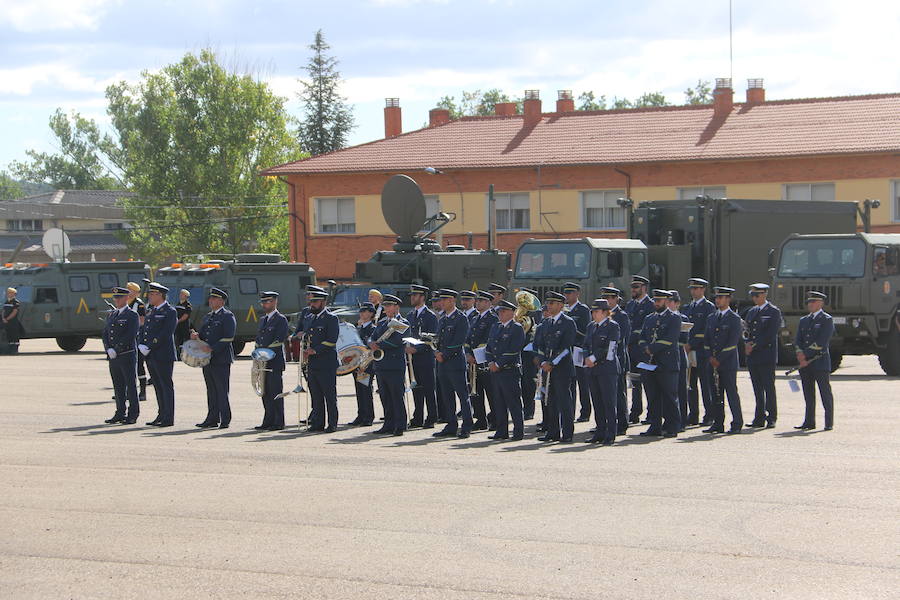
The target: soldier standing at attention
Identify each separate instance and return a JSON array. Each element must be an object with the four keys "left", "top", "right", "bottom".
[
  {"left": 370, "top": 294, "right": 409, "bottom": 436},
  {"left": 703, "top": 287, "right": 744, "bottom": 434},
  {"left": 467, "top": 290, "right": 498, "bottom": 430},
  {"left": 485, "top": 300, "right": 526, "bottom": 440},
  {"left": 140, "top": 283, "right": 177, "bottom": 427},
  {"left": 350, "top": 302, "right": 377, "bottom": 427},
  {"left": 103, "top": 287, "right": 140, "bottom": 424},
  {"left": 744, "top": 283, "right": 781, "bottom": 429},
  {"left": 303, "top": 287, "right": 340, "bottom": 432},
  {"left": 2, "top": 287, "right": 22, "bottom": 354},
  {"left": 460, "top": 290, "right": 477, "bottom": 324},
  {"left": 432, "top": 289, "right": 472, "bottom": 439},
  {"left": 406, "top": 285, "right": 438, "bottom": 428},
  {"left": 668, "top": 290, "right": 690, "bottom": 433},
  {"left": 253, "top": 291, "right": 289, "bottom": 431},
  {"left": 487, "top": 282, "right": 507, "bottom": 313},
  {"left": 192, "top": 287, "right": 236, "bottom": 429},
  {"left": 683, "top": 278, "right": 715, "bottom": 425},
  {"left": 126, "top": 281, "right": 149, "bottom": 401},
  {"left": 517, "top": 287, "right": 542, "bottom": 421},
  {"left": 562, "top": 282, "right": 592, "bottom": 423},
  {"left": 794, "top": 291, "right": 835, "bottom": 431},
  {"left": 537, "top": 291, "right": 577, "bottom": 443},
  {"left": 430, "top": 292, "right": 447, "bottom": 423},
  {"left": 600, "top": 287, "right": 631, "bottom": 435},
  {"left": 625, "top": 276, "right": 654, "bottom": 424},
  {"left": 532, "top": 303, "right": 551, "bottom": 433},
  {"left": 638, "top": 290, "right": 682, "bottom": 437},
  {"left": 174, "top": 289, "right": 192, "bottom": 356},
  {"left": 583, "top": 298, "right": 621, "bottom": 445}
]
